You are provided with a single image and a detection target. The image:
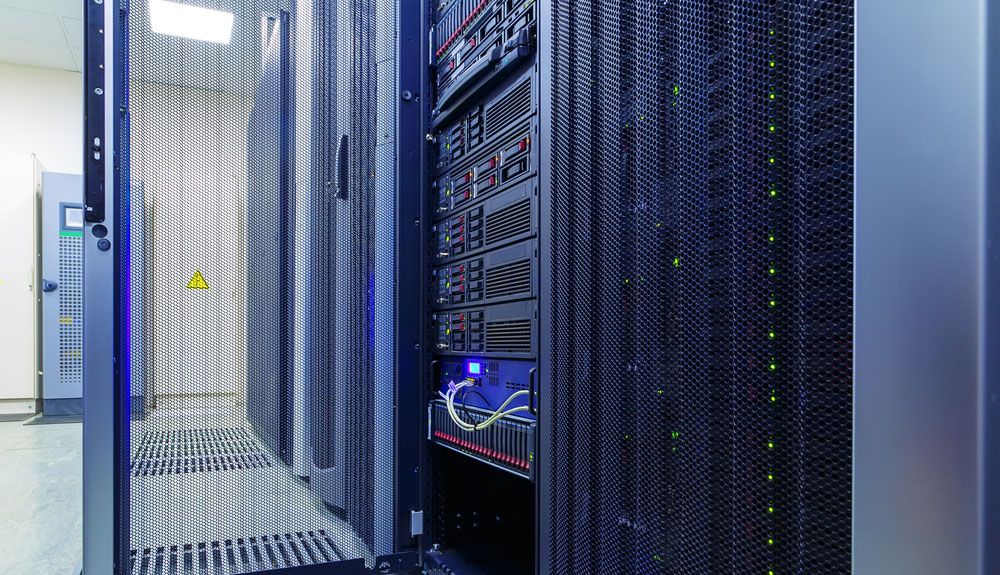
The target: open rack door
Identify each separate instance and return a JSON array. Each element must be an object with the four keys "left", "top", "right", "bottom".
[
  {"left": 247, "top": 11, "right": 293, "bottom": 466},
  {"left": 82, "top": 0, "right": 419, "bottom": 573}
]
